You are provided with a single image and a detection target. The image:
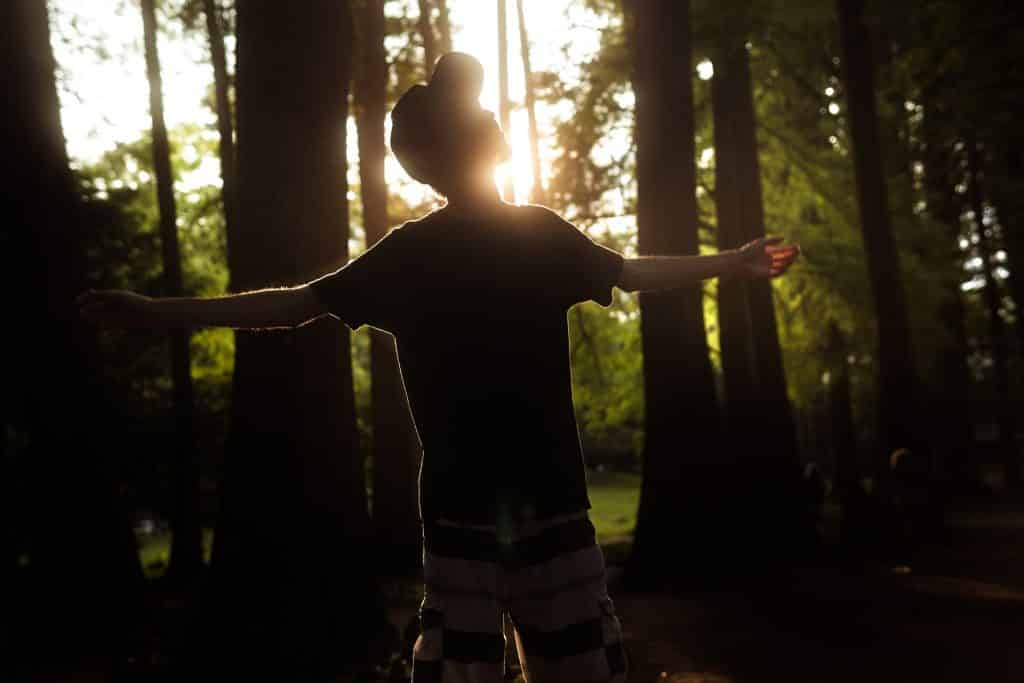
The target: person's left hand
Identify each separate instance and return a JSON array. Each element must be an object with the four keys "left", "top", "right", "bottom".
[{"left": 734, "top": 236, "right": 800, "bottom": 279}]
